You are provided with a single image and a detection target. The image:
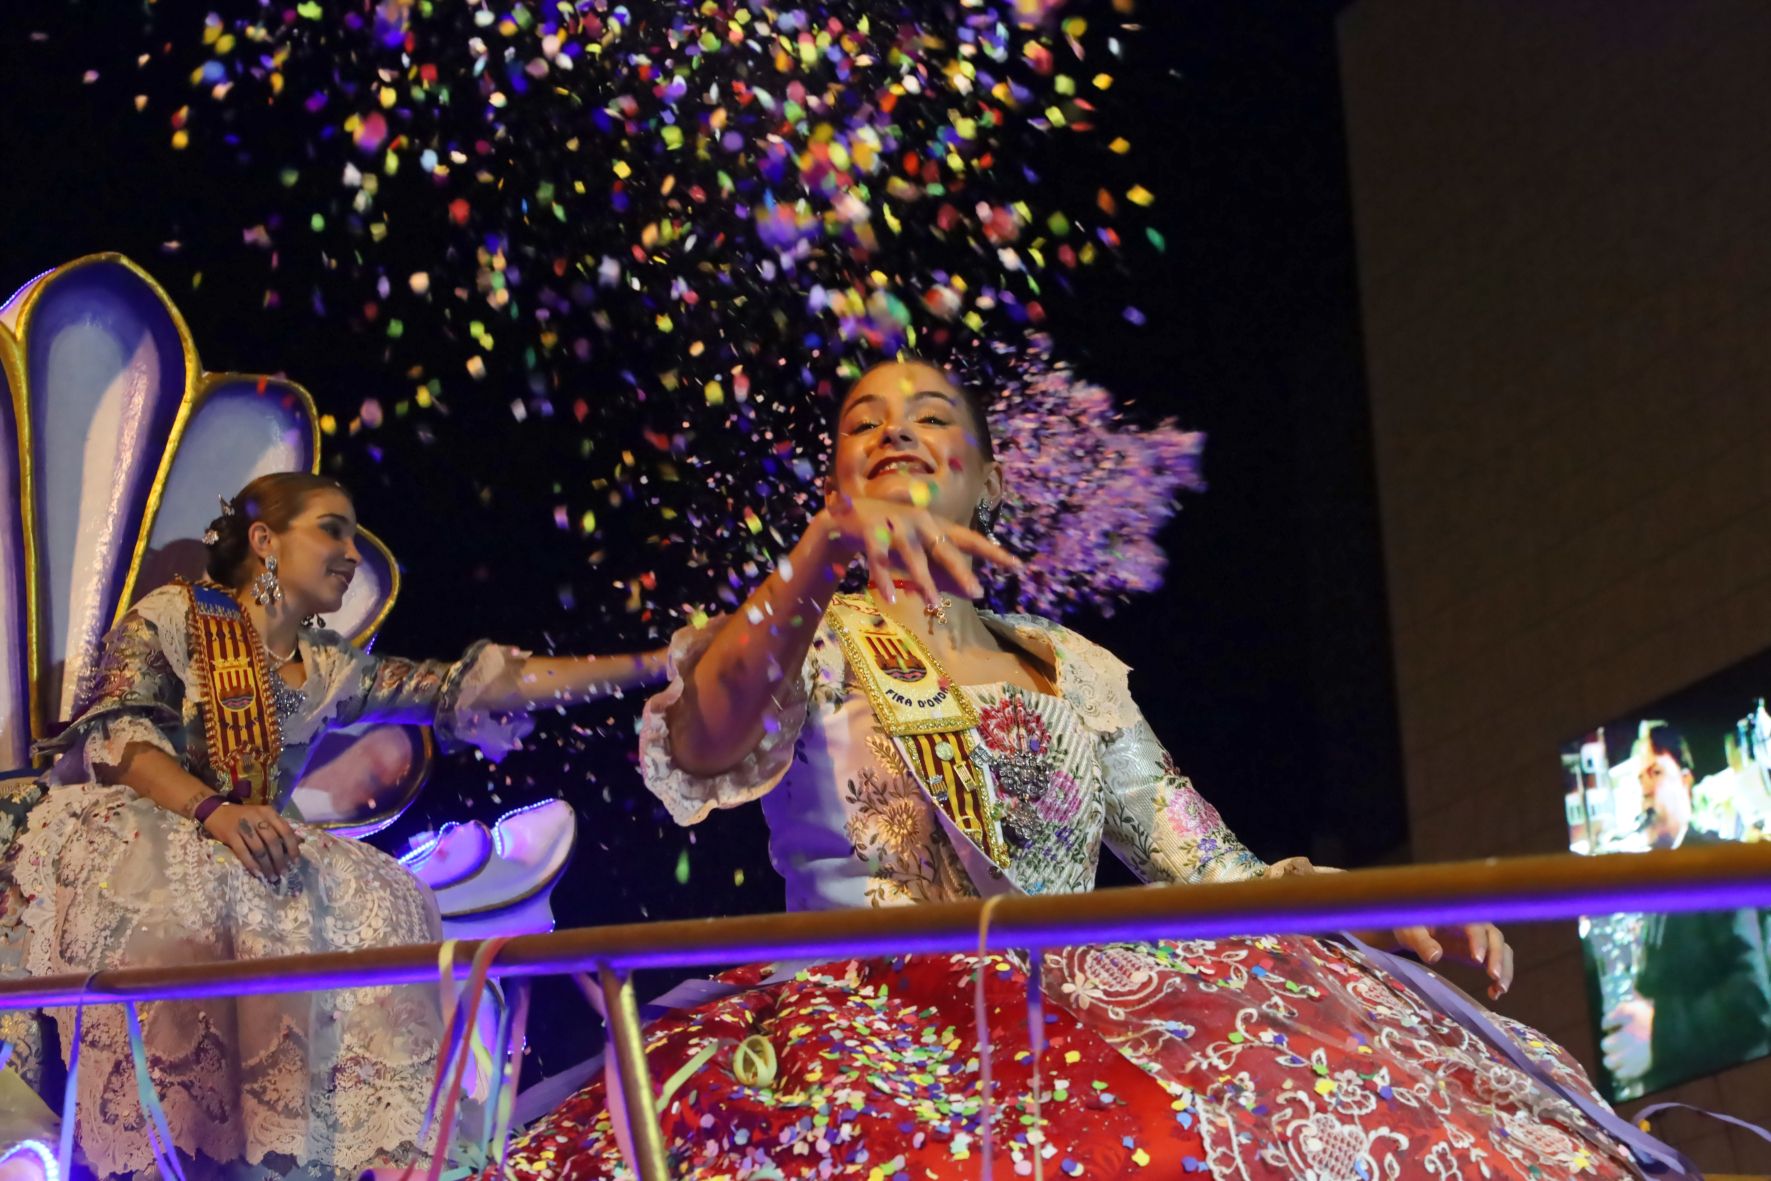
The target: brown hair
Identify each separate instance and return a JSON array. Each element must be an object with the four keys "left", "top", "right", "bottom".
[{"left": 204, "top": 472, "right": 352, "bottom": 588}]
